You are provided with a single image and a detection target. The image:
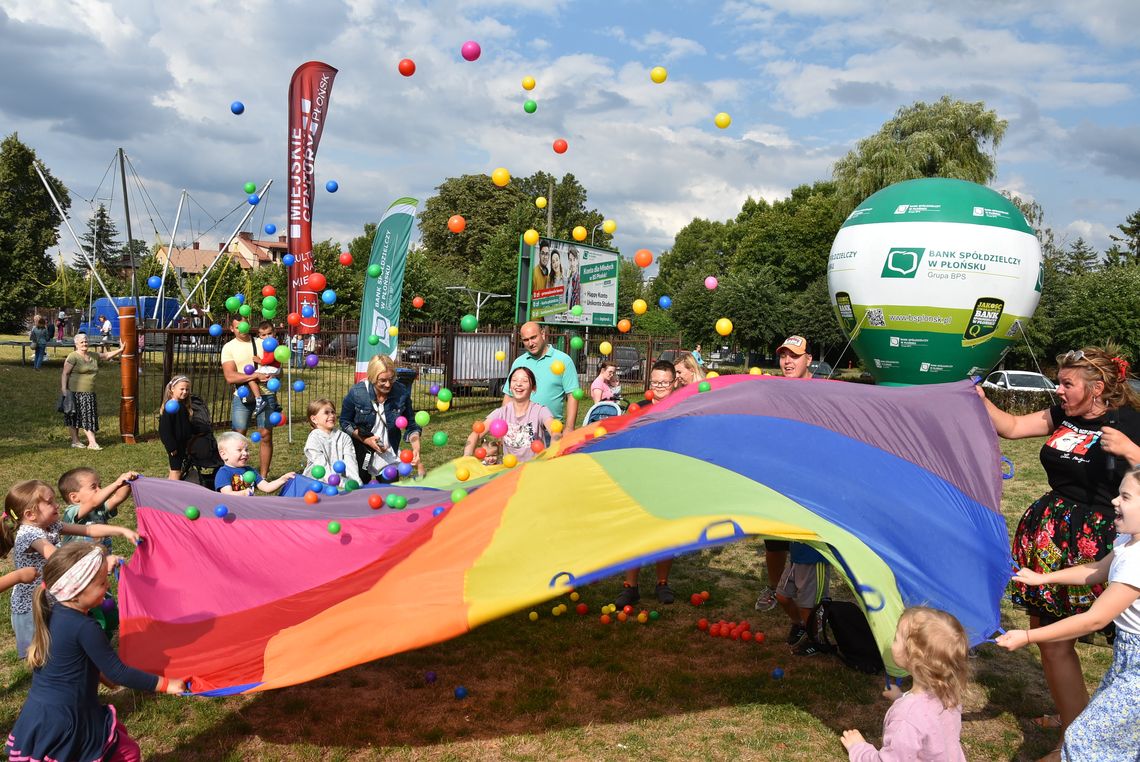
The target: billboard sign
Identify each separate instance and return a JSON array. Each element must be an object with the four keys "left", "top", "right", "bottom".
[{"left": 525, "top": 236, "right": 619, "bottom": 327}]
